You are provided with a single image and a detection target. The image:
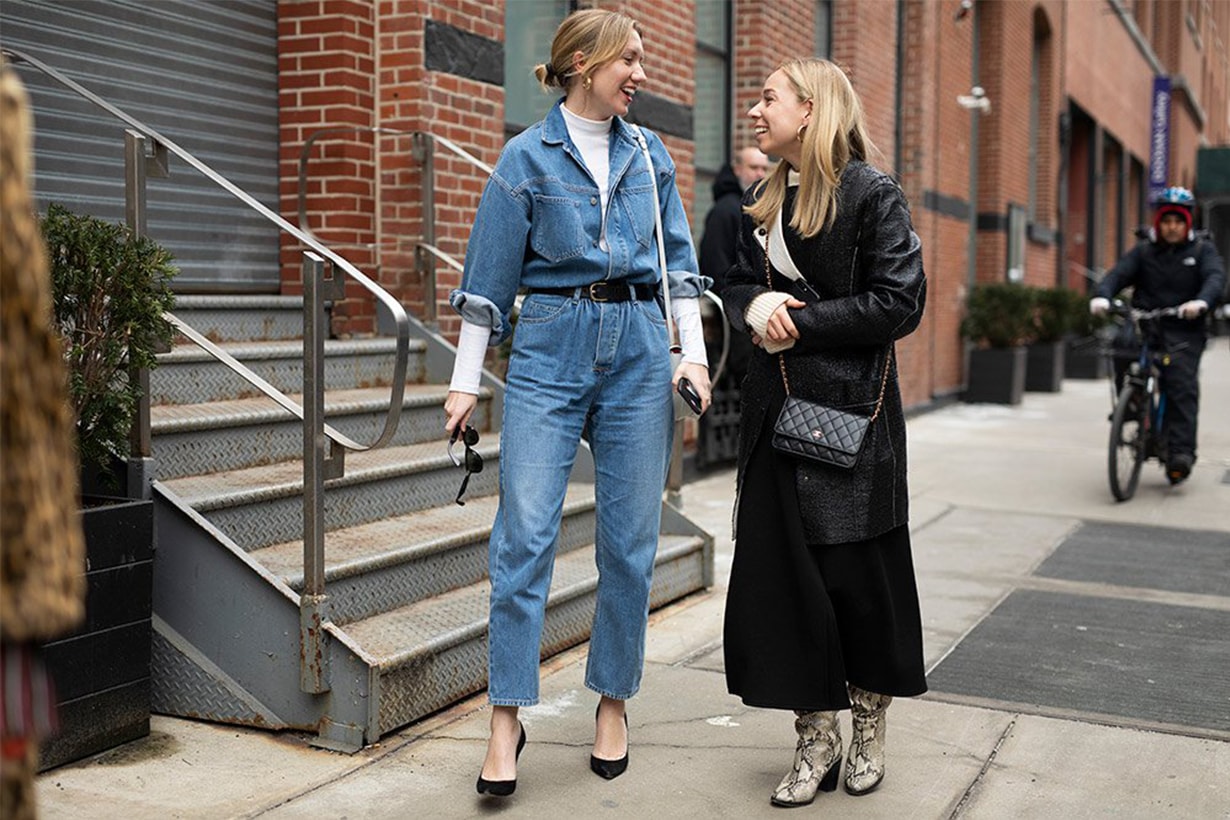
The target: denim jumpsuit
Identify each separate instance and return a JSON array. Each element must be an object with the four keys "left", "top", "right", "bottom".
[{"left": 451, "top": 101, "right": 706, "bottom": 706}]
